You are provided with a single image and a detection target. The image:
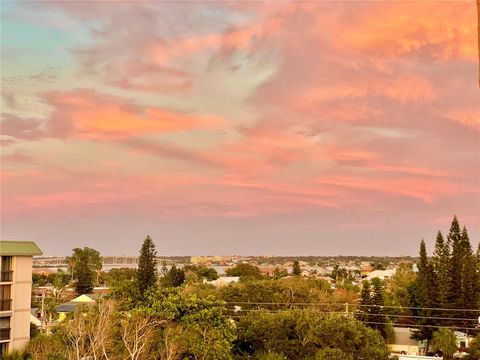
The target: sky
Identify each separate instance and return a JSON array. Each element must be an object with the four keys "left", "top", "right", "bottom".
[{"left": 1, "top": 1, "right": 479, "bottom": 256}]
